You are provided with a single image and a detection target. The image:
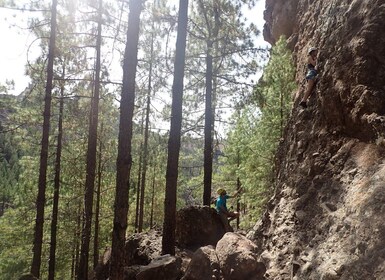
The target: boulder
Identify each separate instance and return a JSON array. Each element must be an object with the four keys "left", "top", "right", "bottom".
[
  {"left": 19, "top": 275, "right": 38, "bottom": 280},
  {"left": 94, "top": 248, "right": 111, "bottom": 280},
  {"left": 216, "top": 232, "right": 266, "bottom": 280},
  {"left": 136, "top": 254, "right": 182, "bottom": 280},
  {"left": 125, "top": 230, "right": 162, "bottom": 266},
  {"left": 181, "top": 245, "right": 220, "bottom": 280},
  {"left": 95, "top": 231, "right": 162, "bottom": 280},
  {"left": 176, "top": 206, "right": 226, "bottom": 250}
]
